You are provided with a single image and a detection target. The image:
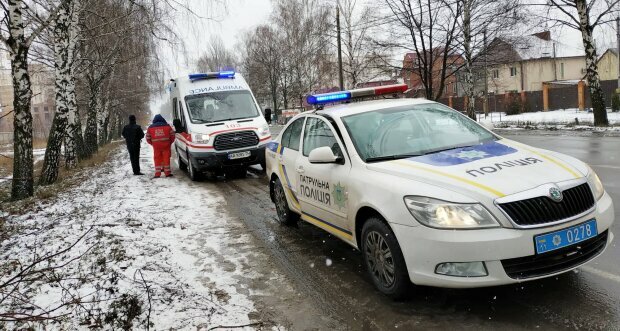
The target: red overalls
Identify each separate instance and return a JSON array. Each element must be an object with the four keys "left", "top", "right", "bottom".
[{"left": 146, "top": 124, "right": 175, "bottom": 177}]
